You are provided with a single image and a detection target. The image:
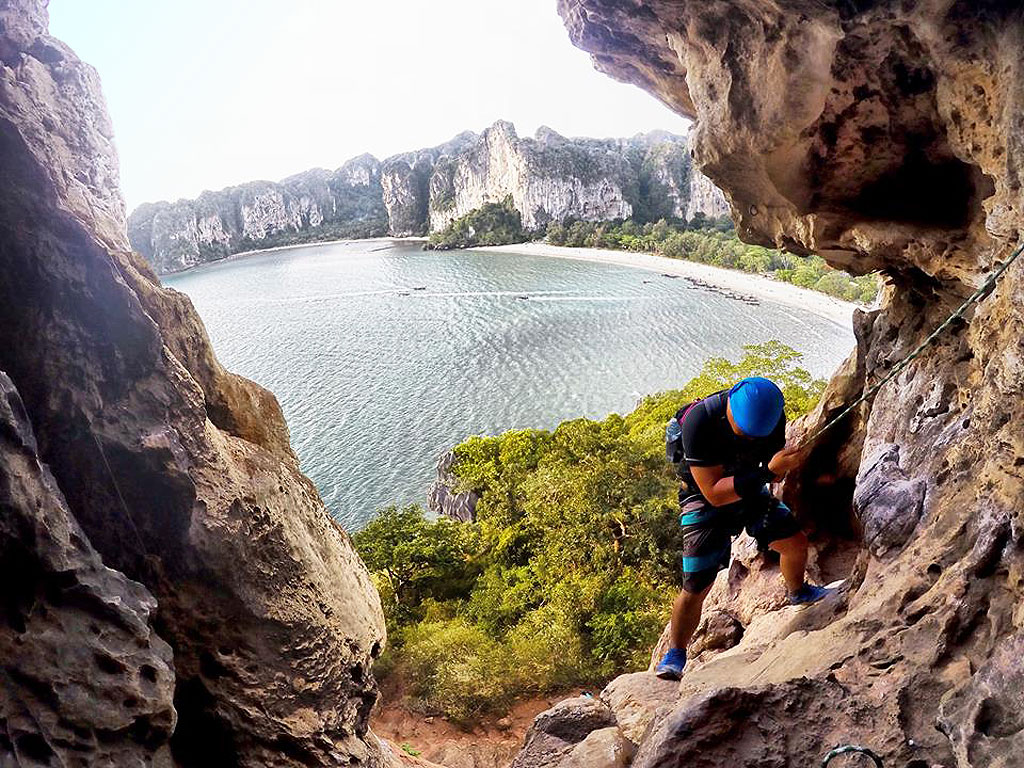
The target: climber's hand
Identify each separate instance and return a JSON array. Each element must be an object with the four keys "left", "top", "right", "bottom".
[{"left": 768, "top": 445, "right": 802, "bottom": 477}]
